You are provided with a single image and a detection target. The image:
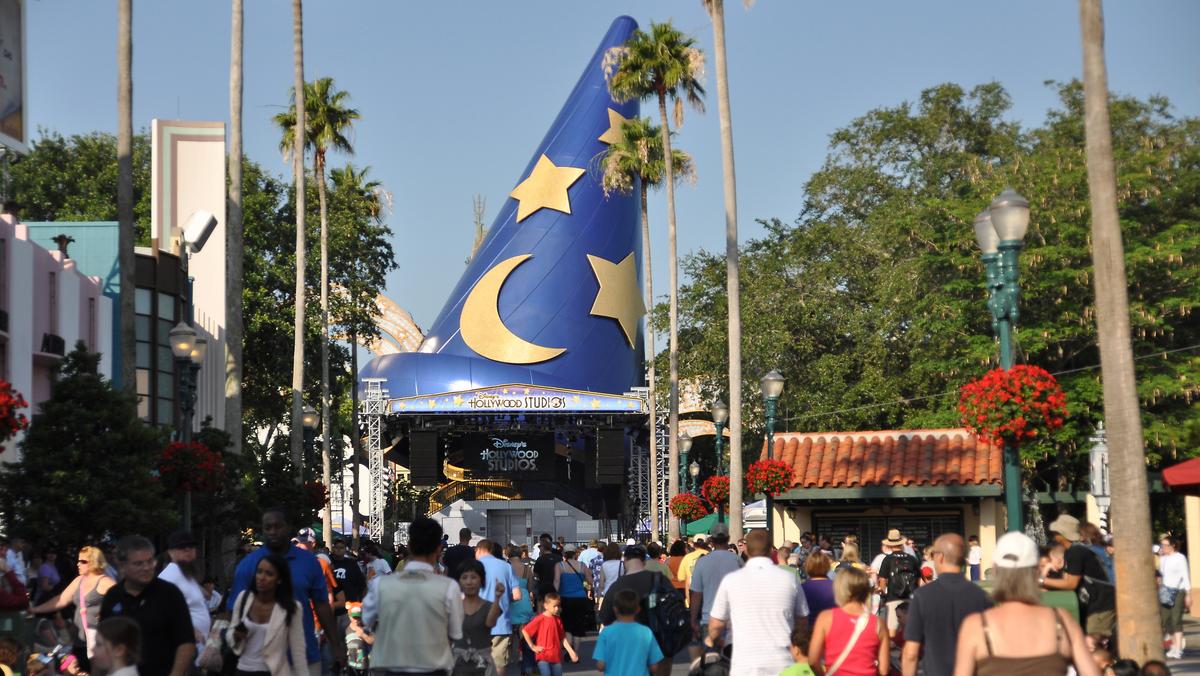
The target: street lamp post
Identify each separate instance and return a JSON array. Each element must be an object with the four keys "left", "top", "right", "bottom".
[
  {"left": 689, "top": 460, "right": 700, "bottom": 494},
  {"left": 711, "top": 399, "right": 729, "bottom": 475},
  {"left": 760, "top": 370, "right": 784, "bottom": 544},
  {"left": 301, "top": 404, "right": 319, "bottom": 477},
  {"left": 973, "top": 188, "right": 1031, "bottom": 533},
  {"left": 678, "top": 432, "right": 693, "bottom": 536},
  {"left": 711, "top": 399, "right": 729, "bottom": 524},
  {"left": 169, "top": 322, "right": 206, "bottom": 529}
]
